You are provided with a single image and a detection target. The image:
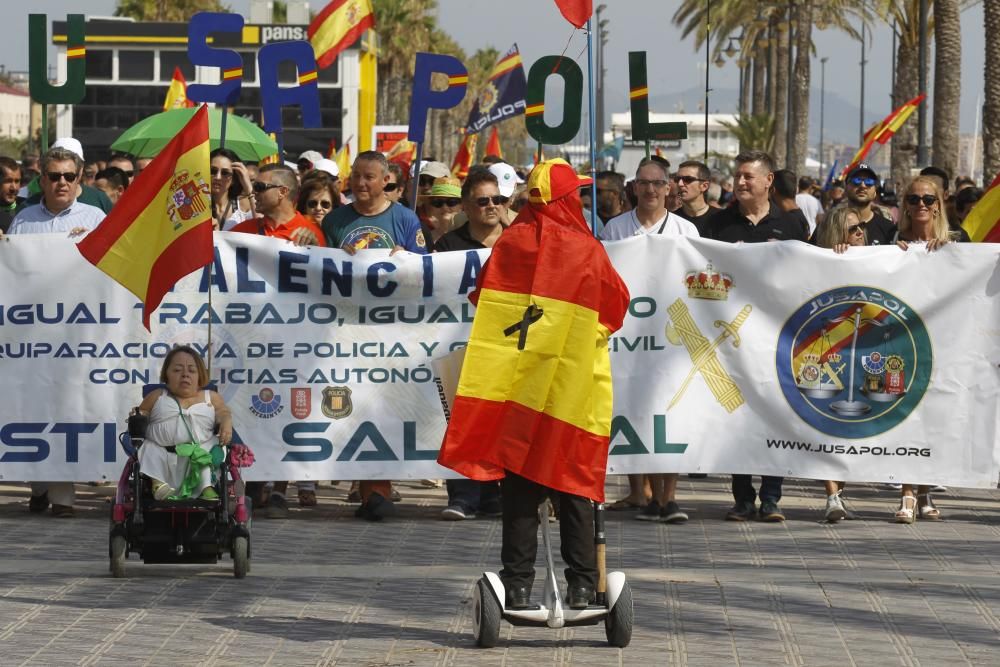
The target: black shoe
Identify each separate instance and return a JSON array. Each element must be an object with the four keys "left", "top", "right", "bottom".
[
  {"left": 506, "top": 585, "right": 531, "bottom": 609},
  {"left": 759, "top": 500, "right": 785, "bottom": 522},
  {"left": 660, "top": 500, "right": 689, "bottom": 524},
  {"left": 635, "top": 500, "right": 662, "bottom": 521},
  {"left": 28, "top": 491, "right": 50, "bottom": 513},
  {"left": 726, "top": 500, "right": 756, "bottom": 521},
  {"left": 355, "top": 491, "right": 395, "bottom": 521},
  {"left": 567, "top": 586, "right": 594, "bottom": 609}
]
